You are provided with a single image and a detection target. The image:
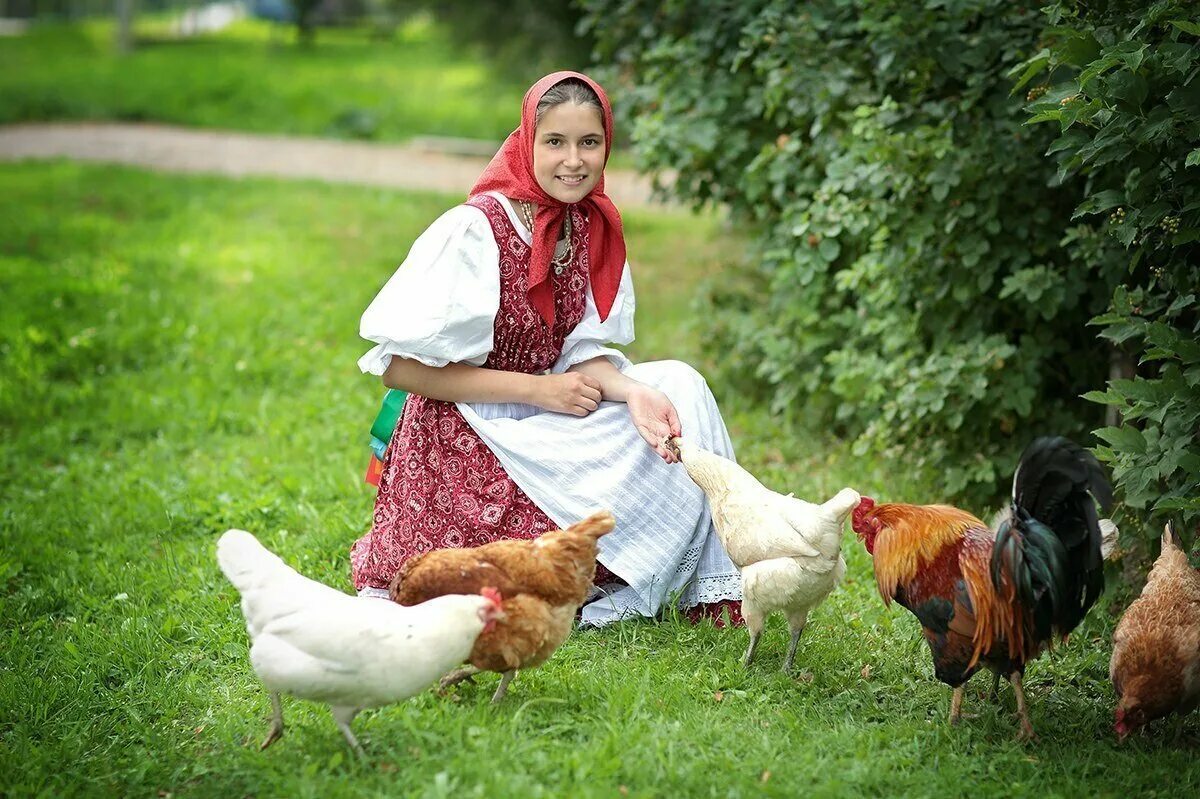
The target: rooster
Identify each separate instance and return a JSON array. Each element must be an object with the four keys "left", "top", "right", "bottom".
[
  {"left": 217, "top": 529, "right": 504, "bottom": 755},
  {"left": 667, "top": 436, "right": 859, "bottom": 672},
  {"left": 1111, "top": 523, "right": 1200, "bottom": 740},
  {"left": 851, "top": 436, "right": 1112, "bottom": 739},
  {"left": 390, "top": 510, "right": 615, "bottom": 702}
]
